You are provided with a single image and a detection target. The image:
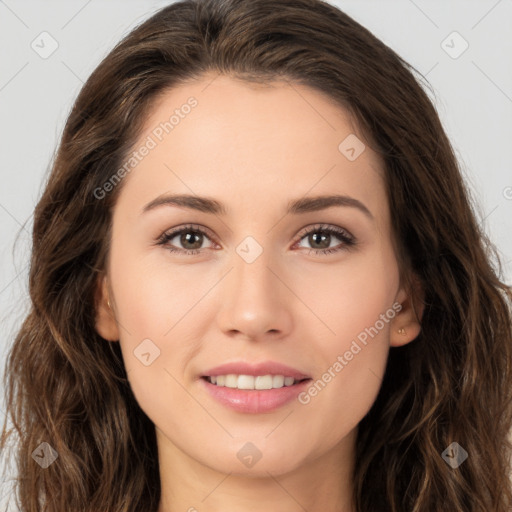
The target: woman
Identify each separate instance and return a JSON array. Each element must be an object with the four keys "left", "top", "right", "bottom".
[{"left": 2, "top": 0, "right": 511, "bottom": 510}]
